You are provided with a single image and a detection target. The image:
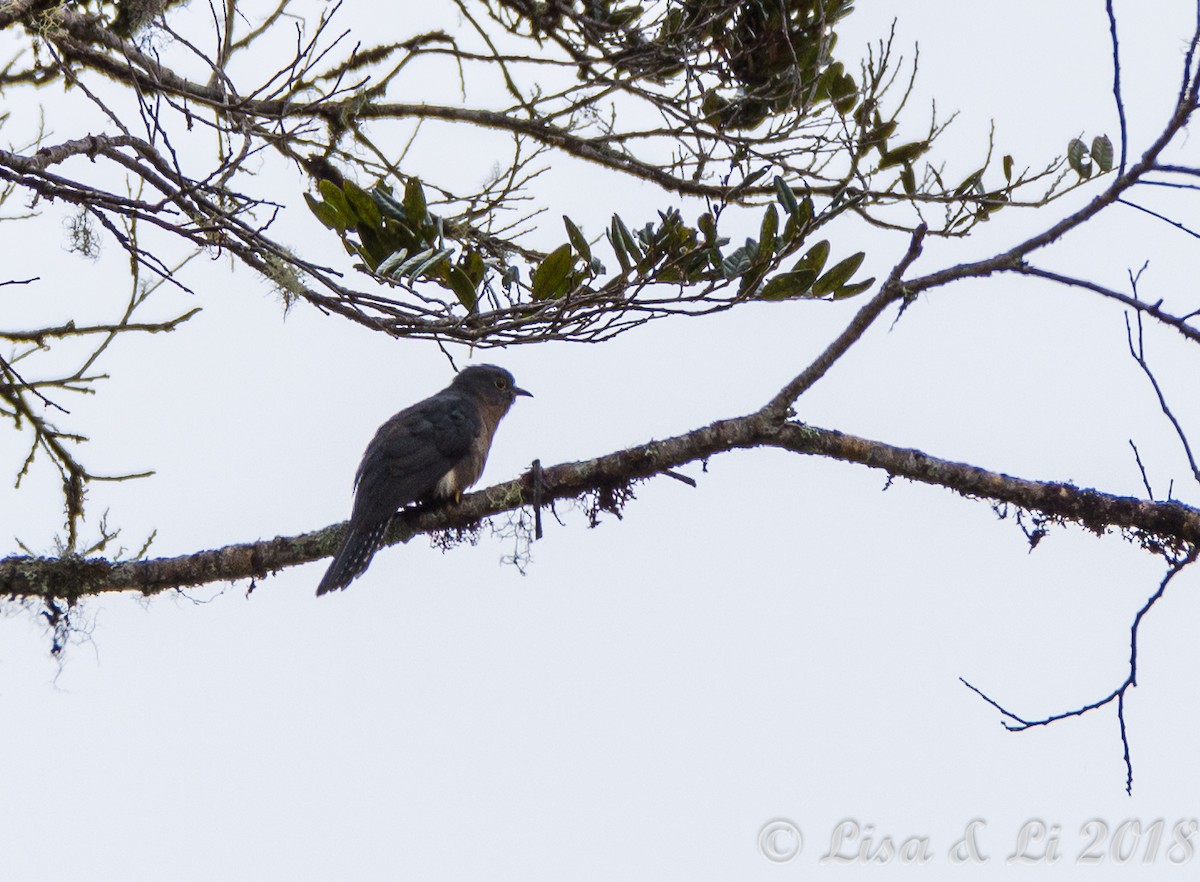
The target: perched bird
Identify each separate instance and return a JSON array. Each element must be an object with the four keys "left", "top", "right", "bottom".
[{"left": 317, "top": 365, "right": 531, "bottom": 595}]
